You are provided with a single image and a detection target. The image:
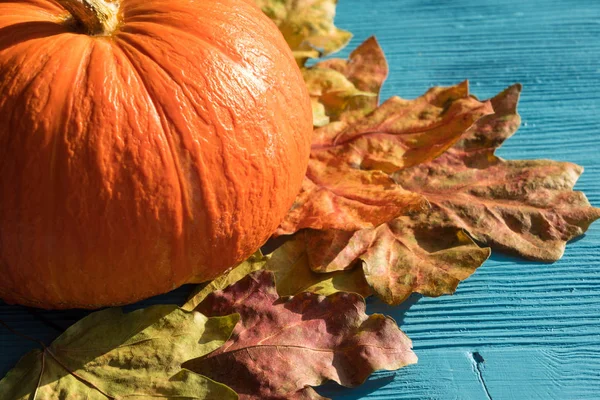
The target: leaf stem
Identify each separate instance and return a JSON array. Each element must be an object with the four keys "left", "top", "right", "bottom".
[{"left": 0, "top": 319, "right": 47, "bottom": 349}]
